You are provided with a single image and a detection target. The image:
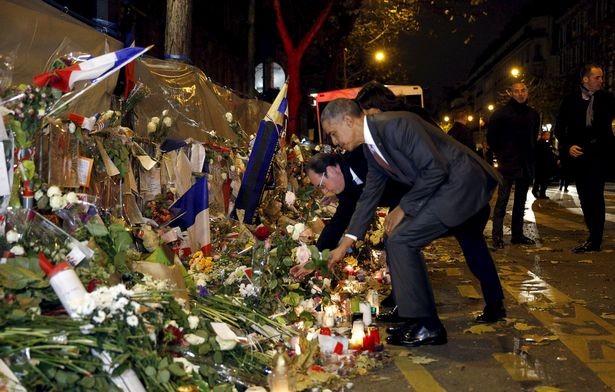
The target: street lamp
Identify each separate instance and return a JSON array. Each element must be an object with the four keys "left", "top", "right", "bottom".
[
  {"left": 487, "top": 104, "right": 494, "bottom": 112},
  {"left": 374, "top": 50, "right": 386, "bottom": 63},
  {"left": 510, "top": 67, "right": 521, "bottom": 78},
  {"left": 443, "top": 115, "right": 450, "bottom": 123}
]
